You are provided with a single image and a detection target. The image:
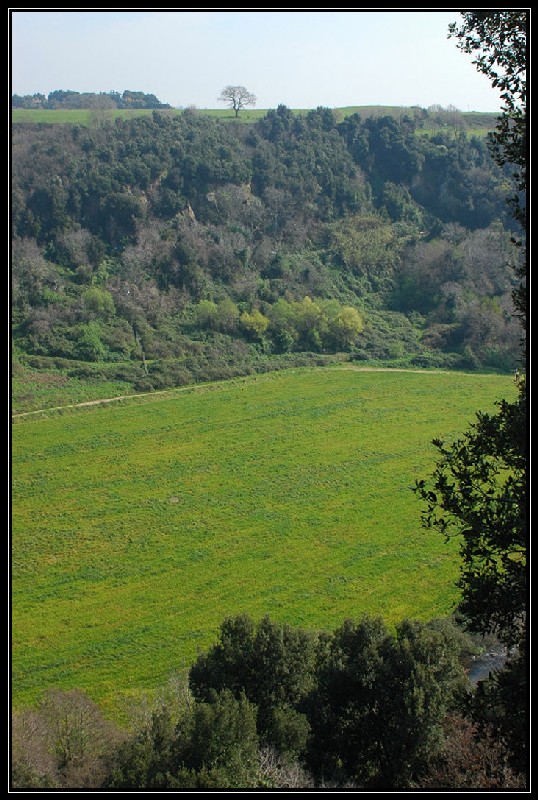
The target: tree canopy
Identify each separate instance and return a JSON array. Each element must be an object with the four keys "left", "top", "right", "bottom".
[{"left": 11, "top": 89, "right": 171, "bottom": 109}]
